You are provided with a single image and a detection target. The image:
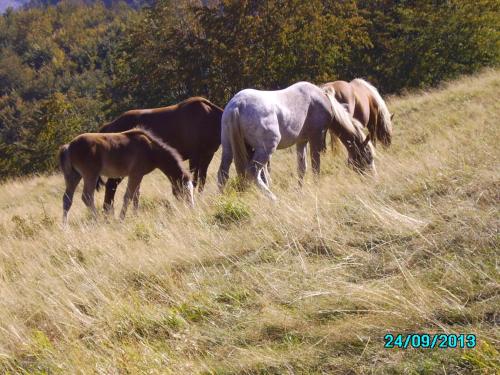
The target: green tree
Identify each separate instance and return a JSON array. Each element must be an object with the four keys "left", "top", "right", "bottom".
[
  {"left": 111, "top": 0, "right": 371, "bottom": 106},
  {"left": 0, "top": 1, "right": 131, "bottom": 178},
  {"left": 356, "top": 0, "right": 500, "bottom": 92}
]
